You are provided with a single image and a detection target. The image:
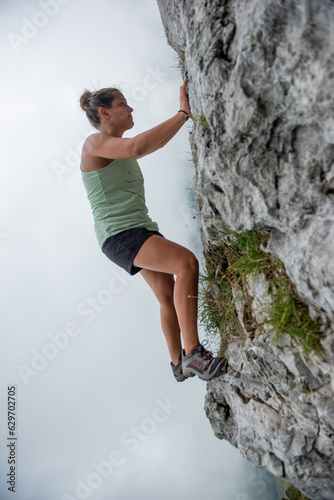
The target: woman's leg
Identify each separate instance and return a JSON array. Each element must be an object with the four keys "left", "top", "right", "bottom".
[
  {"left": 133, "top": 235, "right": 200, "bottom": 357},
  {"left": 140, "top": 270, "right": 182, "bottom": 365}
]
